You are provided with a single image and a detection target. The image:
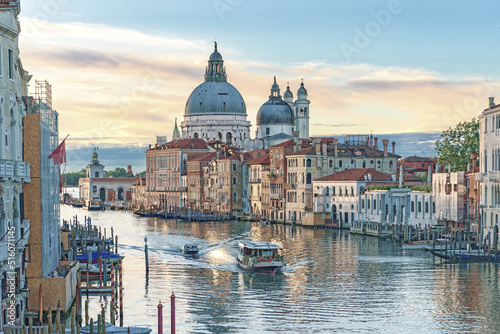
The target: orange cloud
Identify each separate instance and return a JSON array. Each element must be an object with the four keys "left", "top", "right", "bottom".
[{"left": 19, "top": 19, "right": 500, "bottom": 147}]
